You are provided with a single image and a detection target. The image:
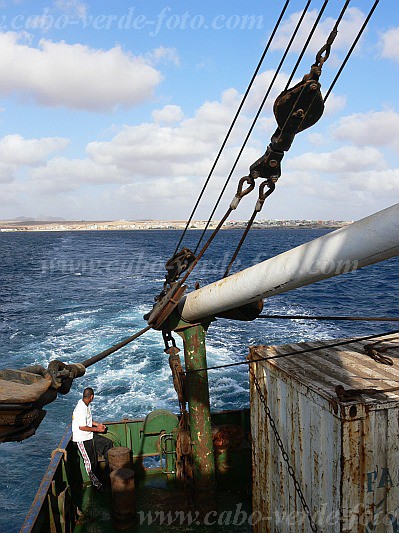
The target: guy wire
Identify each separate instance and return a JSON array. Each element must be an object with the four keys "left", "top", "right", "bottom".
[
  {"left": 193, "top": 0, "right": 313, "bottom": 255},
  {"left": 324, "top": 0, "right": 379, "bottom": 101},
  {"left": 172, "top": 0, "right": 291, "bottom": 256}
]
